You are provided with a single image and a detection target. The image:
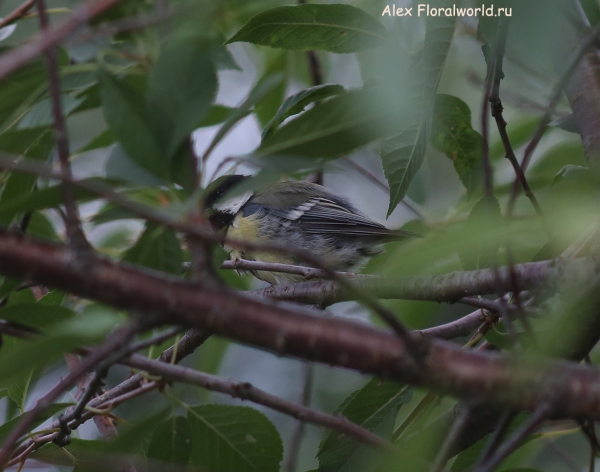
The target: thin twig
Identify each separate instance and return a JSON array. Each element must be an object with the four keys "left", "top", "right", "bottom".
[
  {"left": 417, "top": 310, "right": 491, "bottom": 340},
  {"left": 123, "top": 353, "right": 394, "bottom": 452},
  {"left": 474, "top": 403, "right": 553, "bottom": 472},
  {"left": 431, "top": 404, "right": 474, "bottom": 472},
  {"left": 481, "top": 48, "right": 518, "bottom": 346},
  {"left": 488, "top": 18, "right": 547, "bottom": 232},
  {"left": 481, "top": 43, "right": 495, "bottom": 199},
  {"left": 507, "top": 22, "right": 600, "bottom": 214},
  {"left": 7, "top": 328, "right": 210, "bottom": 466},
  {"left": 0, "top": 0, "right": 35, "bottom": 28},
  {"left": 35, "top": 0, "right": 88, "bottom": 249},
  {"left": 0, "top": 322, "right": 139, "bottom": 469},
  {"left": 221, "top": 258, "right": 352, "bottom": 280},
  {"left": 477, "top": 409, "right": 514, "bottom": 464},
  {"left": 458, "top": 296, "right": 529, "bottom": 315},
  {"left": 128, "top": 326, "right": 185, "bottom": 354},
  {"left": 284, "top": 362, "right": 314, "bottom": 472}
]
